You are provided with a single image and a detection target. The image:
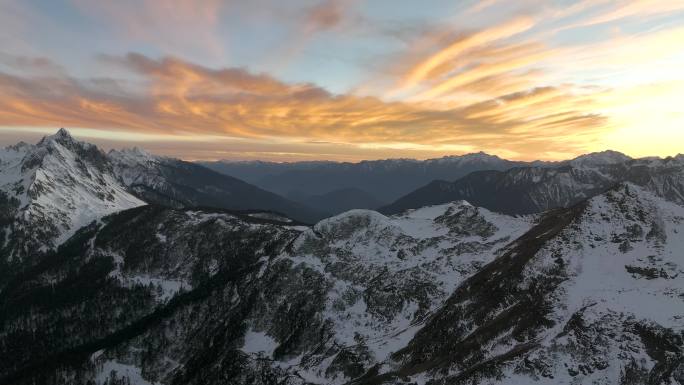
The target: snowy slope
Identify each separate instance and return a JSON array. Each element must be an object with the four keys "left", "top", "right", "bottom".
[
  {"left": 238, "top": 203, "right": 534, "bottom": 383},
  {"left": 364, "top": 183, "right": 684, "bottom": 385},
  {"left": 4, "top": 183, "right": 684, "bottom": 385},
  {"left": 499, "top": 183, "right": 684, "bottom": 385},
  {"left": 0, "top": 128, "right": 144, "bottom": 259},
  {"left": 568, "top": 149, "right": 633, "bottom": 167},
  {"left": 108, "top": 147, "right": 166, "bottom": 188}
]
